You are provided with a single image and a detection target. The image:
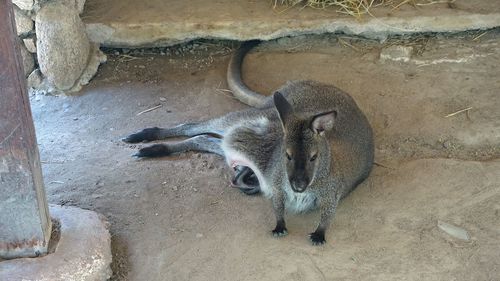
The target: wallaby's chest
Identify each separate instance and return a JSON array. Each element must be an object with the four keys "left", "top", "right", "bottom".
[{"left": 284, "top": 185, "right": 318, "bottom": 213}]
